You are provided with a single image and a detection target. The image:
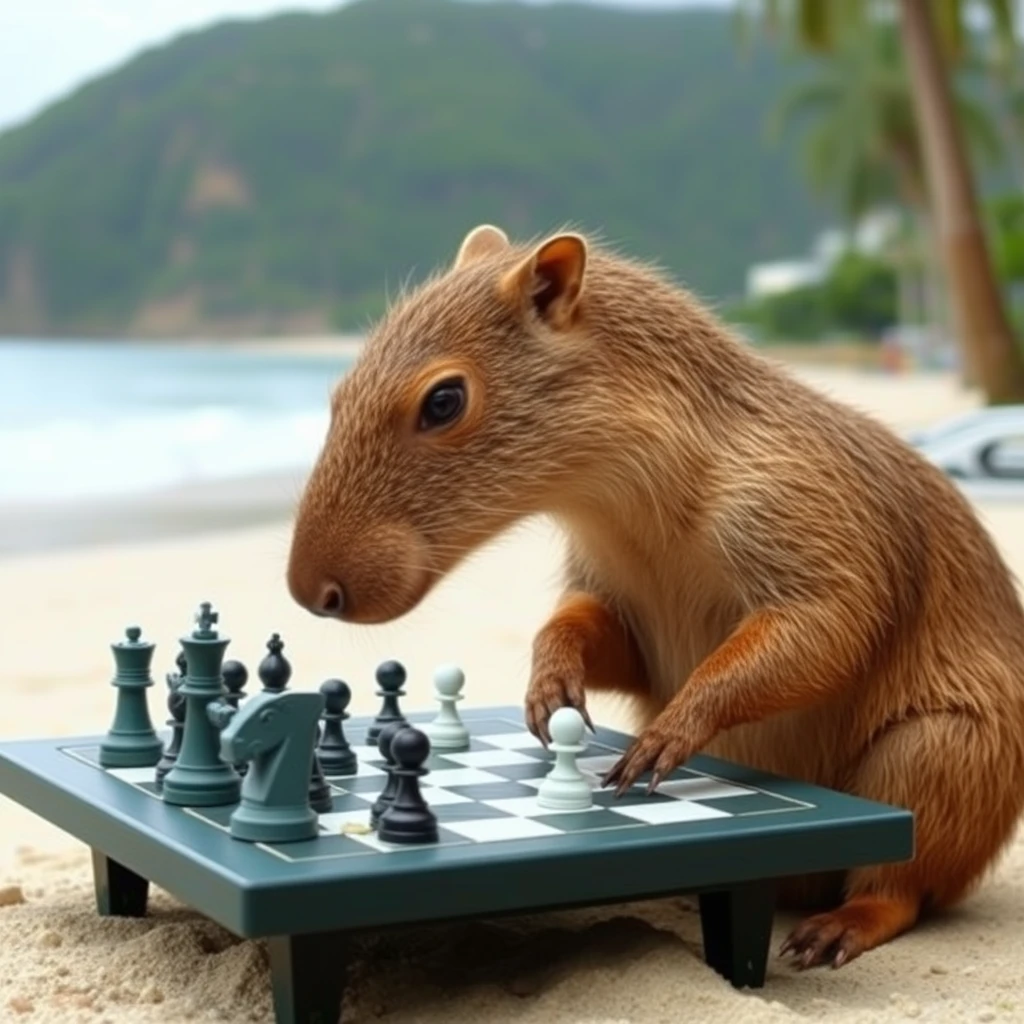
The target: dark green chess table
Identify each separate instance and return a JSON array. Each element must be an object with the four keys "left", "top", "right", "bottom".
[{"left": 0, "top": 707, "right": 913, "bottom": 1024}]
